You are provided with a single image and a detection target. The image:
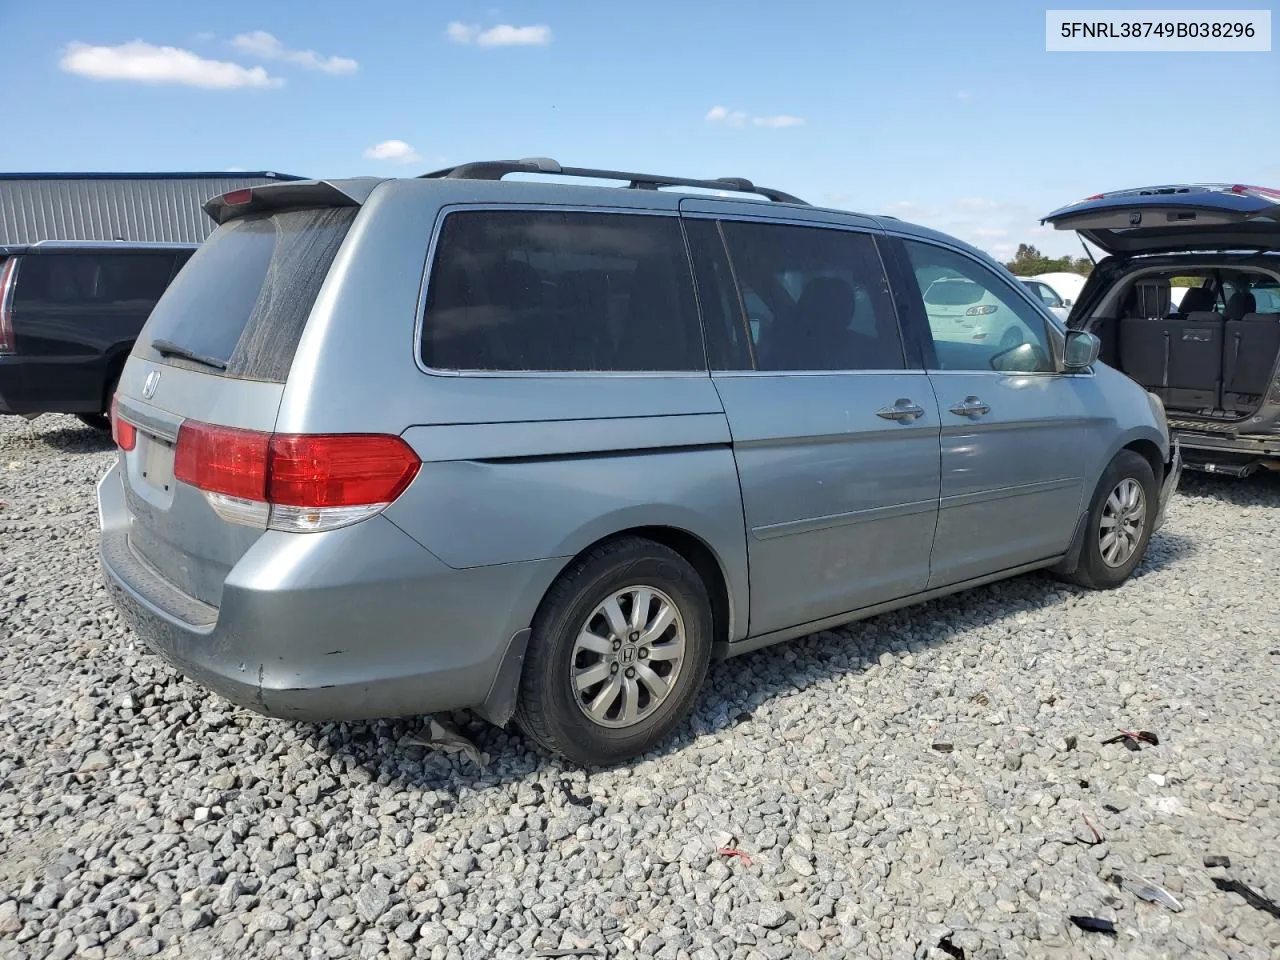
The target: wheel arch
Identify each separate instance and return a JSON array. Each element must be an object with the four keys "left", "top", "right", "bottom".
[
  {"left": 1122, "top": 437, "right": 1165, "bottom": 485},
  {"left": 474, "top": 523, "right": 739, "bottom": 728}
]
